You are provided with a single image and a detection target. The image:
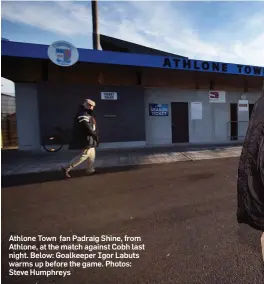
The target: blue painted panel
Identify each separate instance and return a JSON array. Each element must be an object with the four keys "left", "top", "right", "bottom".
[{"left": 2, "top": 40, "right": 264, "bottom": 77}]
